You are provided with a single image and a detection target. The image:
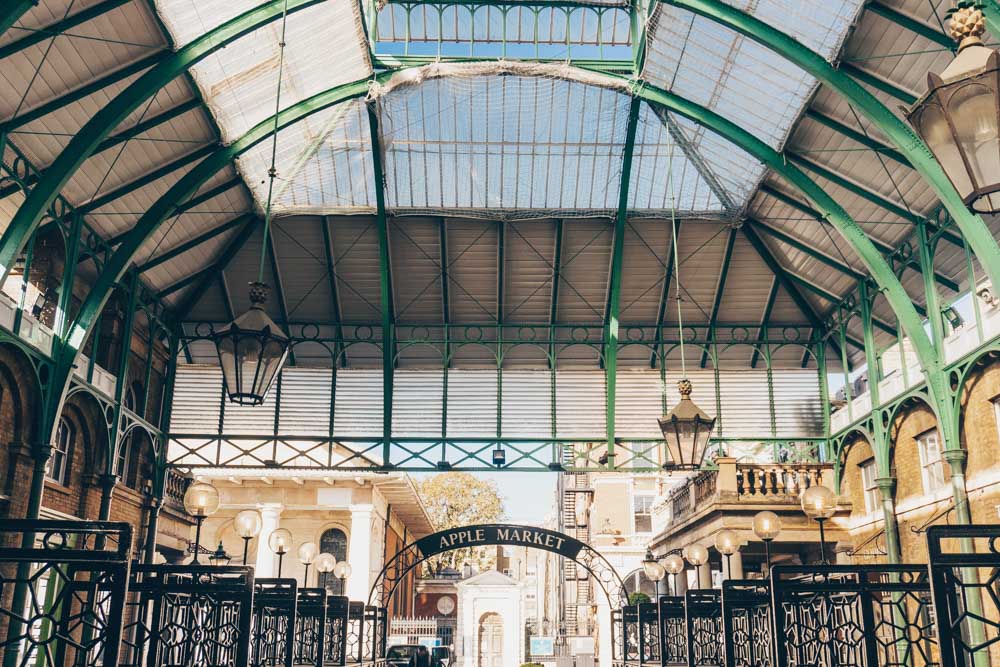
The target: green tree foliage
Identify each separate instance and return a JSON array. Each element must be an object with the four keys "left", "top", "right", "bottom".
[{"left": 416, "top": 473, "right": 505, "bottom": 574}]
